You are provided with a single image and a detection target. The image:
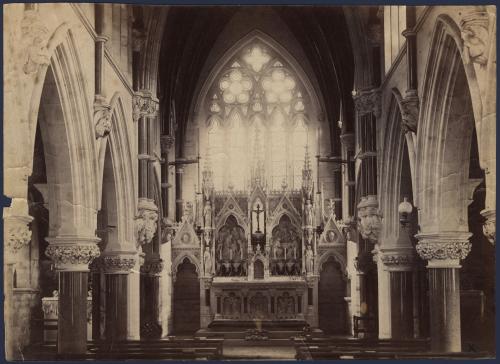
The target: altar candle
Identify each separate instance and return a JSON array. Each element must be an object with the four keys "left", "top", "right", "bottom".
[
  {"left": 229, "top": 248, "right": 233, "bottom": 260},
  {"left": 240, "top": 248, "right": 243, "bottom": 260},
  {"left": 219, "top": 248, "right": 222, "bottom": 260},
  {"left": 294, "top": 247, "right": 296, "bottom": 259},
  {"left": 284, "top": 247, "right": 287, "bottom": 259}
]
